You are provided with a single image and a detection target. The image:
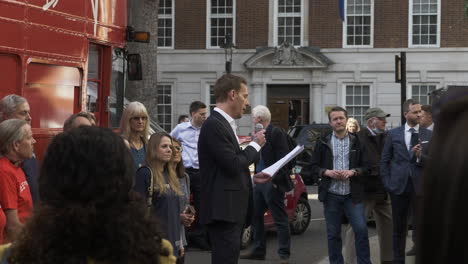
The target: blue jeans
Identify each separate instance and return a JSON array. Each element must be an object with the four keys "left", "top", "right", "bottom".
[
  {"left": 251, "top": 182, "right": 290, "bottom": 259},
  {"left": 323, "top": 192, "right": 371, "bottom": 264}
]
